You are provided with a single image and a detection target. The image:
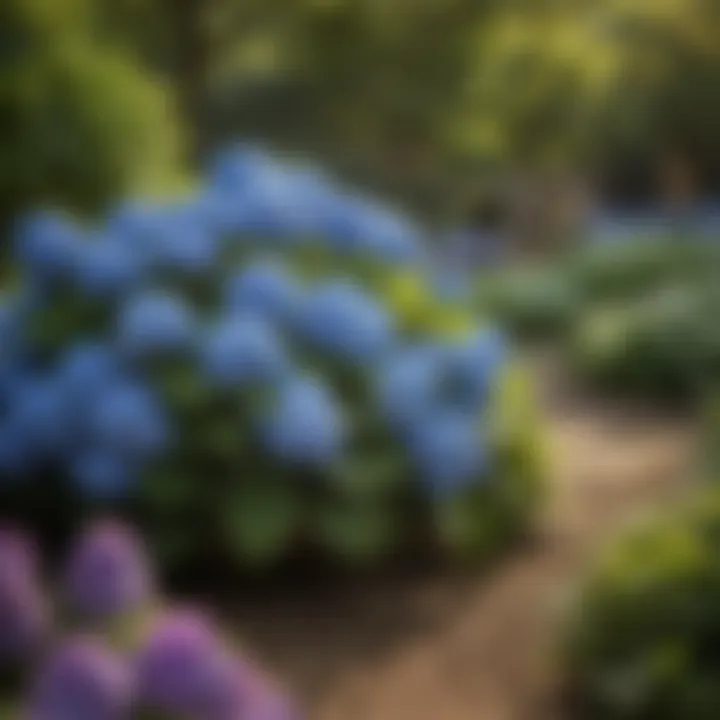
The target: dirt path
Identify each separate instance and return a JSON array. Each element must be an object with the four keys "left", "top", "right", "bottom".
[{"left": 237, "top": 357, "right": 697, "bottom": 720}]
